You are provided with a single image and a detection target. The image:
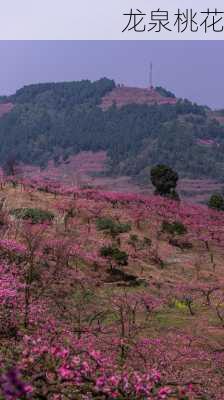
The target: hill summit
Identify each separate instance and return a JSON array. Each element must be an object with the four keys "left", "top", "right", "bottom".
[{"left": 101, "top": 85, "right": 177, "bottom": 110}]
